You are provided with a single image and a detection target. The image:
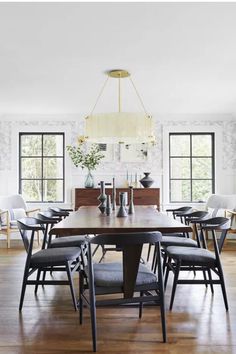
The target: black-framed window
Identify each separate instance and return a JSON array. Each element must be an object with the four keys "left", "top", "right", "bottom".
[
  {"left": 19, "top": 133, "right": 65, "bottom": 203},
  {"left": 169, "top": 133, "right": 215, "bottom": 202}
]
